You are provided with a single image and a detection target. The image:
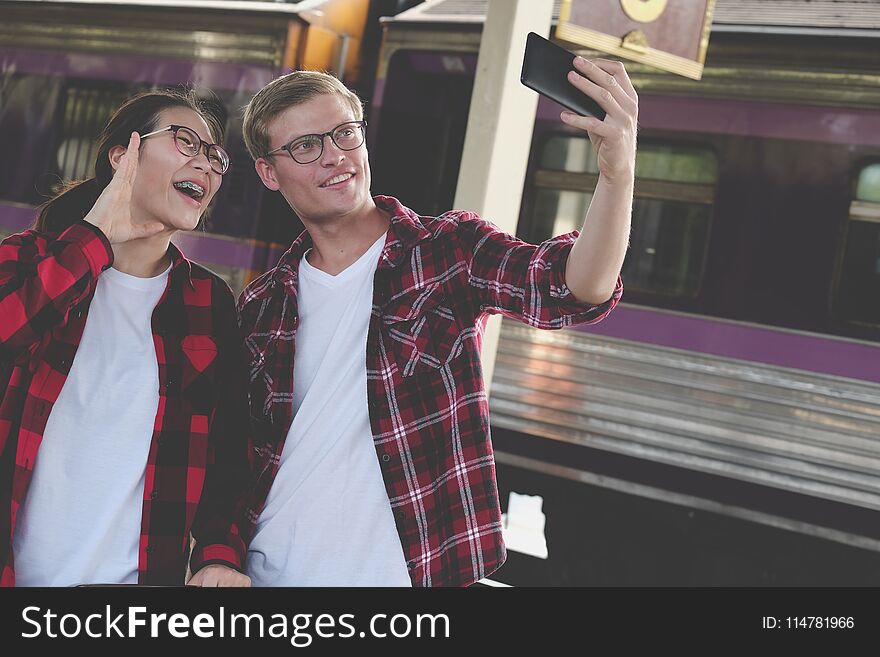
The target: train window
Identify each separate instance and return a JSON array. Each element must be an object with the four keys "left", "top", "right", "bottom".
[
  {"left": 0, "top": 74, "right": 61, "bottom": 205},
  {"left": 529, "top": 136, "right": 716, "bottom": 297},
  {"left": 539, "top": 137, "right": 717, "bottom": 183},
  {"left": 532, "top": 189, "right": 593, "bottom": 238},
  {"left": 54, "top": 85, "right": 135, "bottom": 183},
  {"left": 540, "top": 136, "right": 599, "bottom": 174},
  {"left": 634, "top": 145, "right": 717, "bottom": 184},
  {"left": 855, "top": 163, "right": 880, "bottom": 202},
  {"left": 834, "top": 163, "right": 880, "bottom": 327},
  {"left": 0, "top": 76, "right": 135, "bottom": 205}
]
